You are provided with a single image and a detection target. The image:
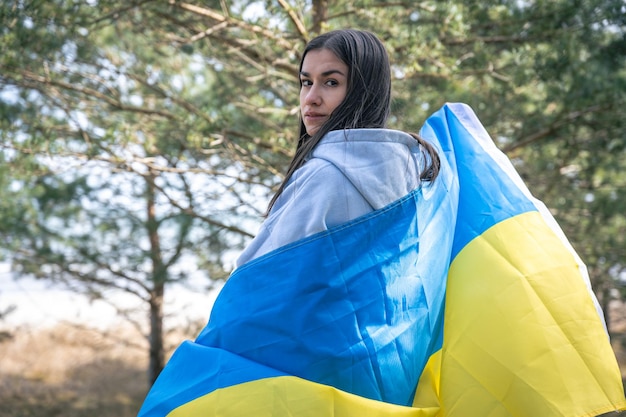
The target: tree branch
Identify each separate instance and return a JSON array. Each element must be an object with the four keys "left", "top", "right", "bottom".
[
  {"left": 503, "top": 104, "right": 612, "bottom": 153},
  {"left": 1, "top": 66, "right": 177, "bottom": 119},
  {"left": 88, "top": 0, "right": 157, "bottom": 25},
  {"left": 169, "top": 1, "right": 296, "bottom": 51},
  {"left": 276, "top": 0, "right": 308, "bottom": 42},
  {"left": 149, "top": 179, "right": 256, "bottom": 239},
  {"left": 442, "top": 35, "right": 532, "bottom": 46}
]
